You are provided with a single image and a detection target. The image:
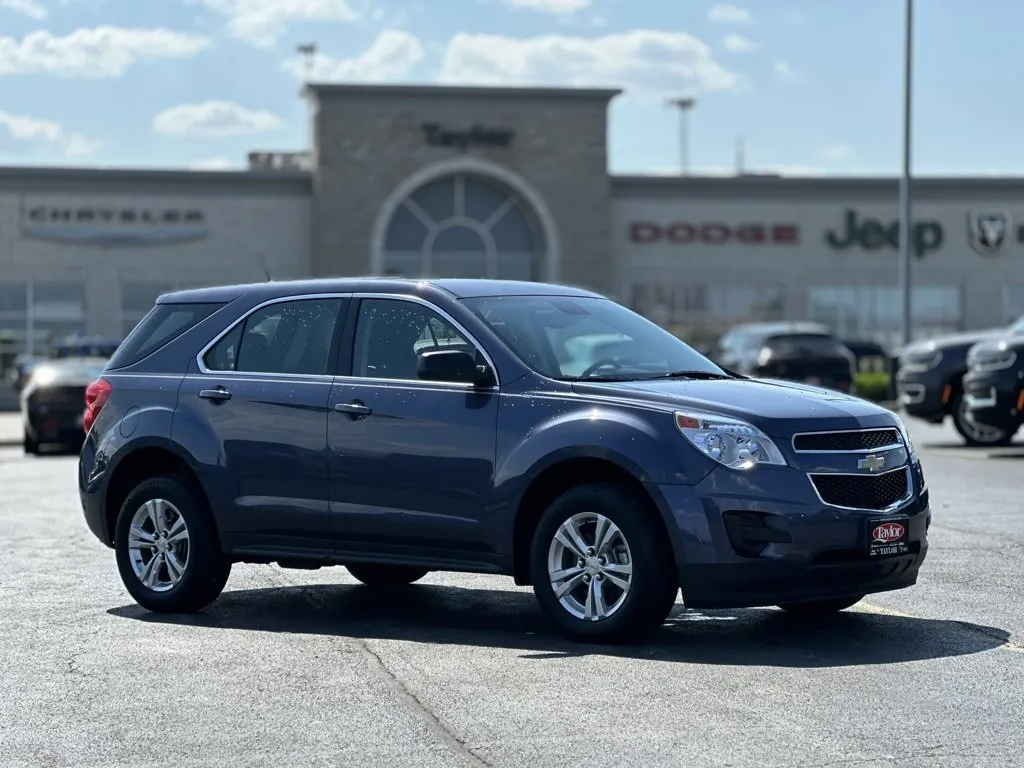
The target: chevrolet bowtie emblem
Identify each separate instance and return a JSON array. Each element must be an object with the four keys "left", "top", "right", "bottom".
[{"left": 858, "top": 454, "right": 885, "bottom": 472}]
